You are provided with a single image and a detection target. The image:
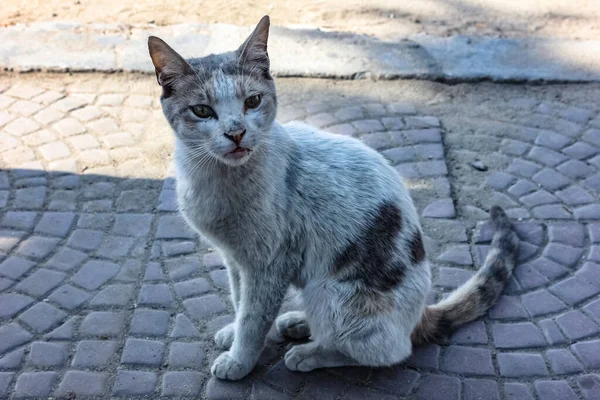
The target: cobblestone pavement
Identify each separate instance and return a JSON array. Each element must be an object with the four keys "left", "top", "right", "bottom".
[{"left": 0, "top": 73, "right": 599, "bottom": 399}]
